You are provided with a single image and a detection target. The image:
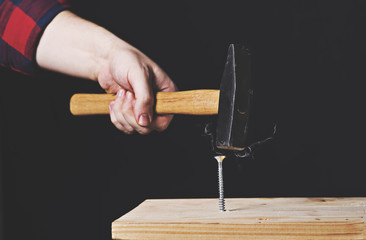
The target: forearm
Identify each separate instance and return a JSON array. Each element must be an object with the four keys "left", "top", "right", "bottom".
[{"left": 36, "top": 10, "right": 126, "bottom": 81}]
